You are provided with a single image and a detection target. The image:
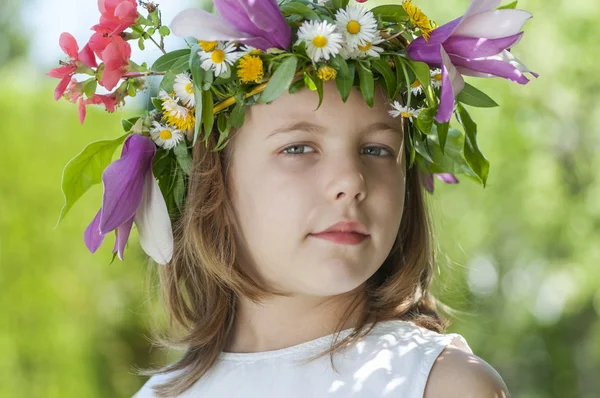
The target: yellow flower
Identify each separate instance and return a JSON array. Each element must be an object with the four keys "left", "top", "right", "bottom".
[
  {"left": 165, "top": 108, "right": 196, "bottom": 132},
  {"left": 237, "top": 54, "right": 264, "bottom": 84},
  {"left": 317, "top": 65, "right": 337, "bottom": 81},
  {"left": 402, "top": 0, "right": 434, "bottom": 41},
  {"left": 199, "top": 40, "right": 218, "bottom": 52}
]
